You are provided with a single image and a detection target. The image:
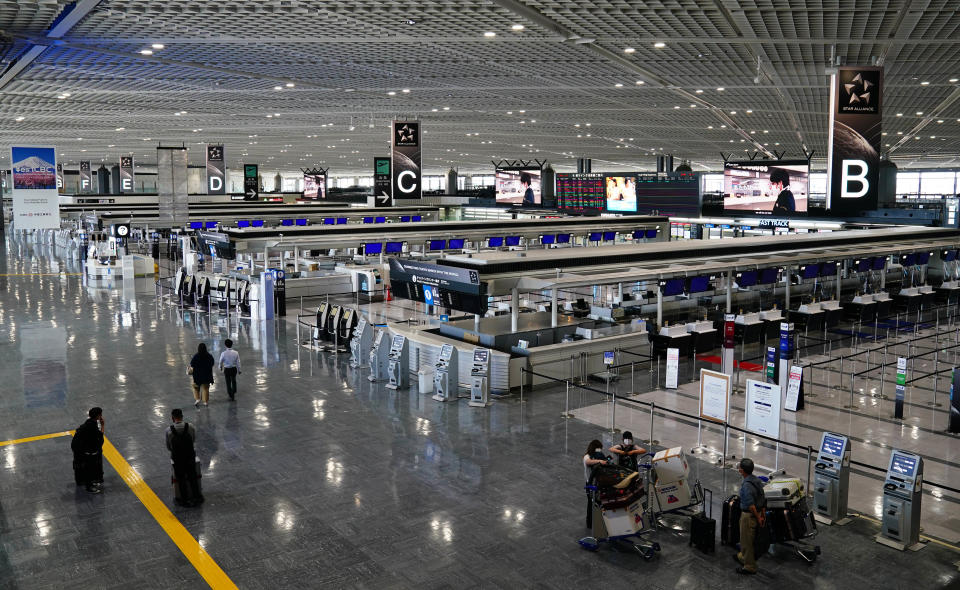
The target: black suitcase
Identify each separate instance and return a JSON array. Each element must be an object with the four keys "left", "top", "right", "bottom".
[
  {"left": 768, "top": 502, "right": 814, "bottom": 543},
  {"left": 172, "top": 458, "right": 203, "bottom": 506},
  {"left": 721, "top": 494, "right": 741, "bottom": 546},
  {"left": 689, "top": 488, "right": 716, "bottom": 554}
]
